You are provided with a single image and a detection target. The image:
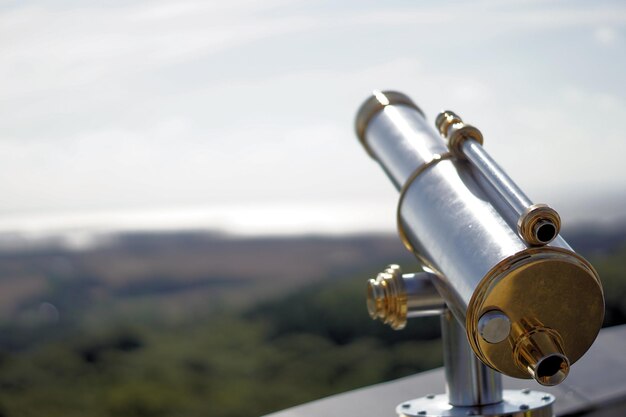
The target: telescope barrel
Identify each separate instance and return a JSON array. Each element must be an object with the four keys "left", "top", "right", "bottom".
[{"left": 355, "top": 91, "right": 604, "bottom": 385}]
